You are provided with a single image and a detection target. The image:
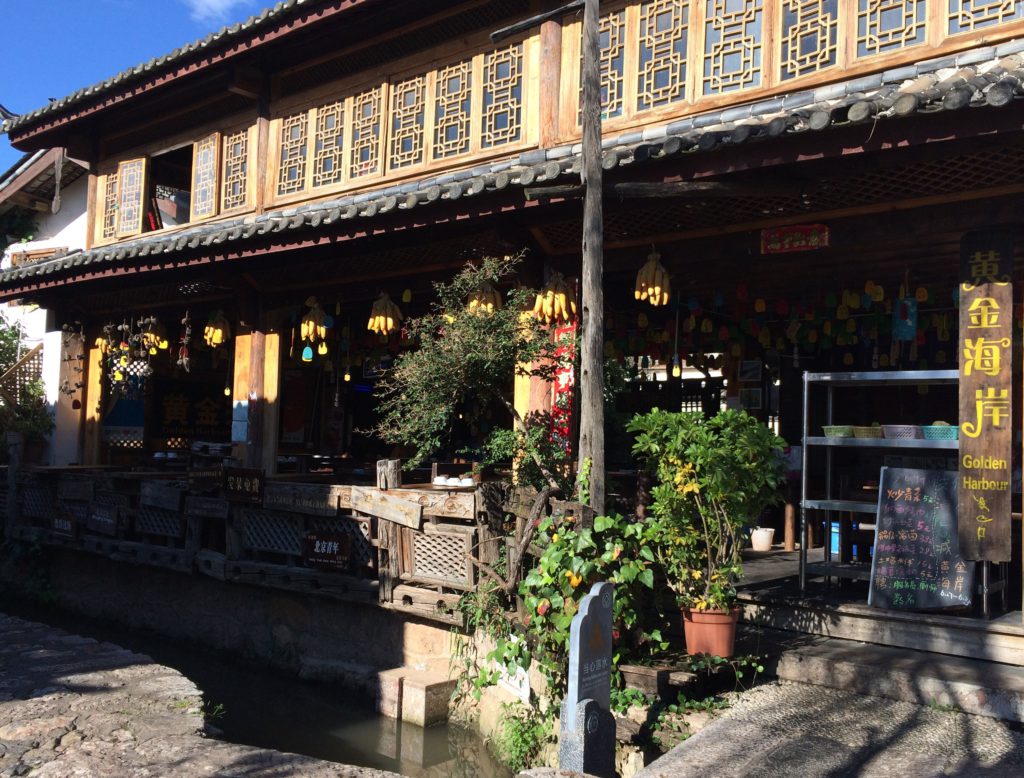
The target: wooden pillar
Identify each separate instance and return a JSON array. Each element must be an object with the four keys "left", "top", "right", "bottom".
[
  {"left": 538, "top": 3, "right": 564, "bottom": 147},
  {"left": 261, "top": 325, "right": 281, "bottom": 476},
  {"left": 784, "top": 503, "right": 796, "bottom": 551},
  {"left": 82, "top": 343, "right": 104, "bottom": 466},
  {"left": 377, "top": 459, "right": 402, "bottom": 604},
  {"left": 231, "top": 331, "right": 253, "bottom": 466}
]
